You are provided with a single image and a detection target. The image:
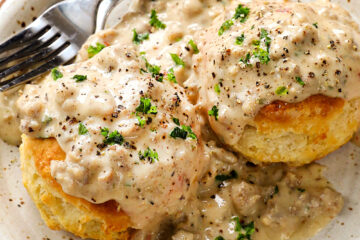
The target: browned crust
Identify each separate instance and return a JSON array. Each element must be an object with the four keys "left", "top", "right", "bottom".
[
  {"left": 0, "top": 0, "right": 6, "bottom": 8},
  {"left": 254, "top": 95, "right": 345, "bottom": 133},
  {"left": 25, "top": 136, "right": 131, "bottom": 236}
]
